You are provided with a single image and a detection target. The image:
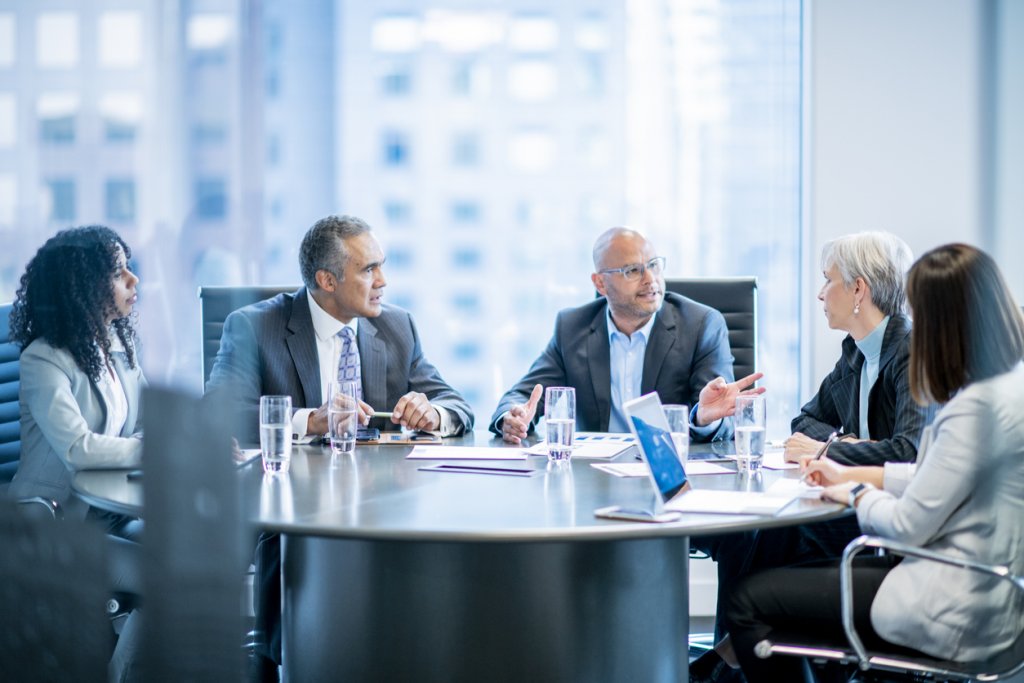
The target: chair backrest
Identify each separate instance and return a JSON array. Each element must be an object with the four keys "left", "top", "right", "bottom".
[
  {"left": 198, "top": 285, "right": 297, "bottom": 389},
  {"left": 0, "top": 499, "right": 110, "bottom": 682},
  {"left": 0, "top": 303, "right": 20, "bottom": 486},
  {"left": 665, "top": 277, "right": 758, "bottom": 381}
]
